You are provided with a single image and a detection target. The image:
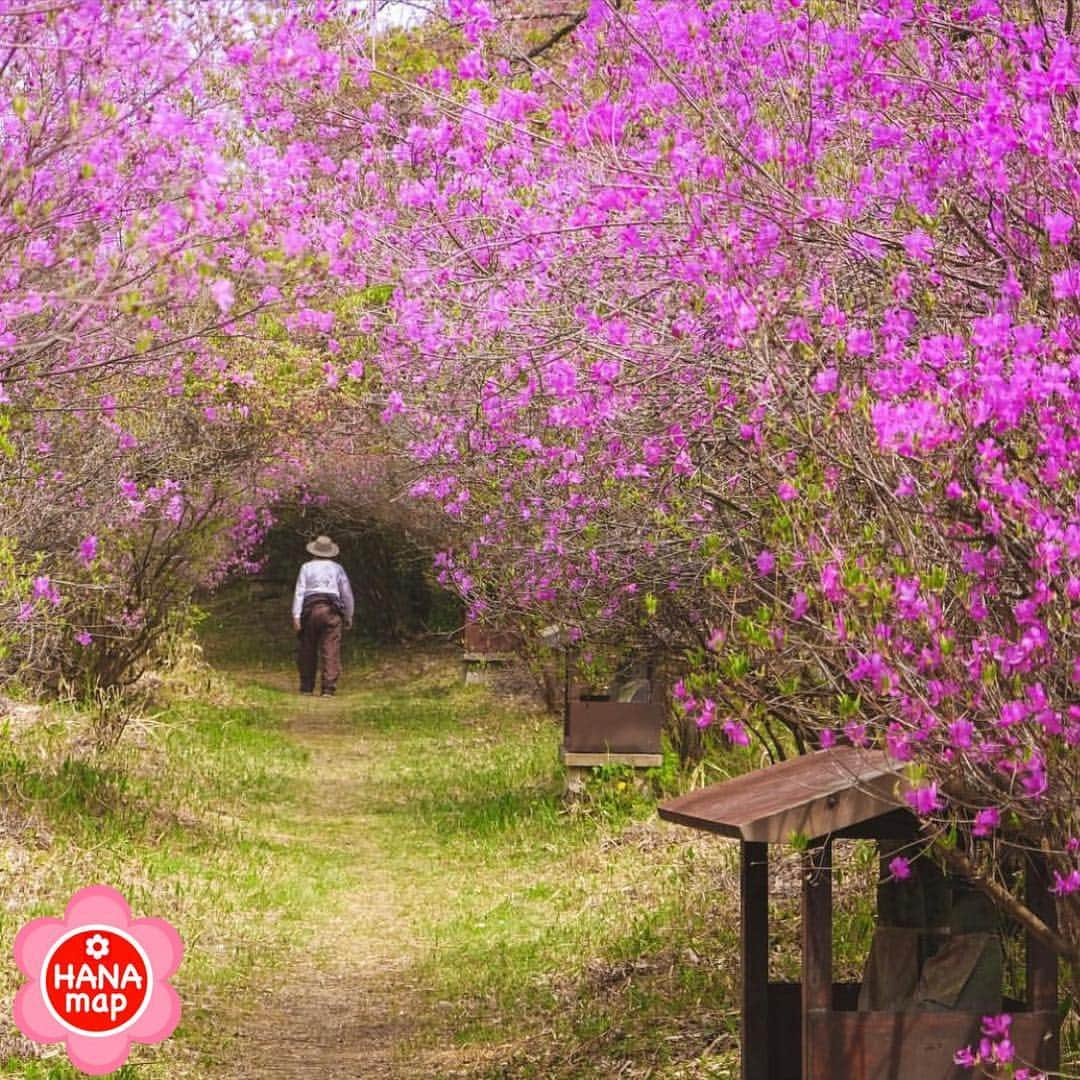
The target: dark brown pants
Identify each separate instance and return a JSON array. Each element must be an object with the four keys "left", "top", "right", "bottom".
[{"left": 298, "top": 602, "right": 342, "bottom": 693}]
